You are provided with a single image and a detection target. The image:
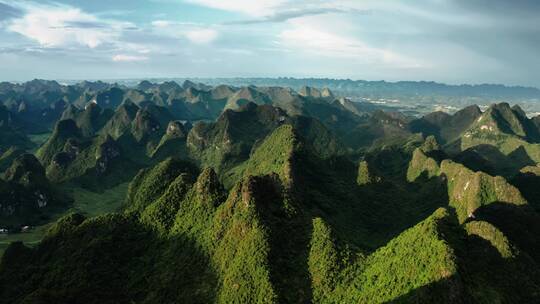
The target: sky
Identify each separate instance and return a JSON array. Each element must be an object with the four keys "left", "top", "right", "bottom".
[{"left": 0, "top": 0, "right": 539, "bottom": 87}]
